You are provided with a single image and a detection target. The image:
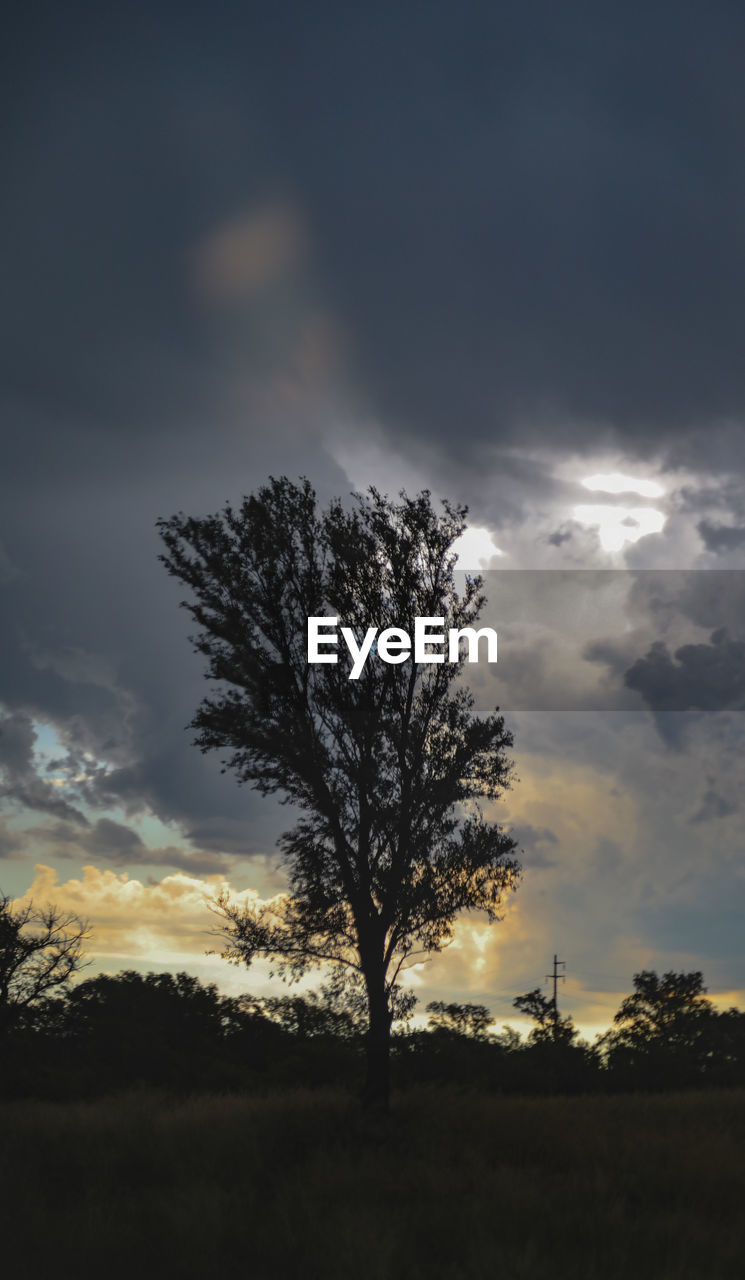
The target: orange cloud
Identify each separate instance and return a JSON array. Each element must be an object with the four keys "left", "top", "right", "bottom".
[{"left": 12, "top": 864, "right": 280, "bottom": 992}]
